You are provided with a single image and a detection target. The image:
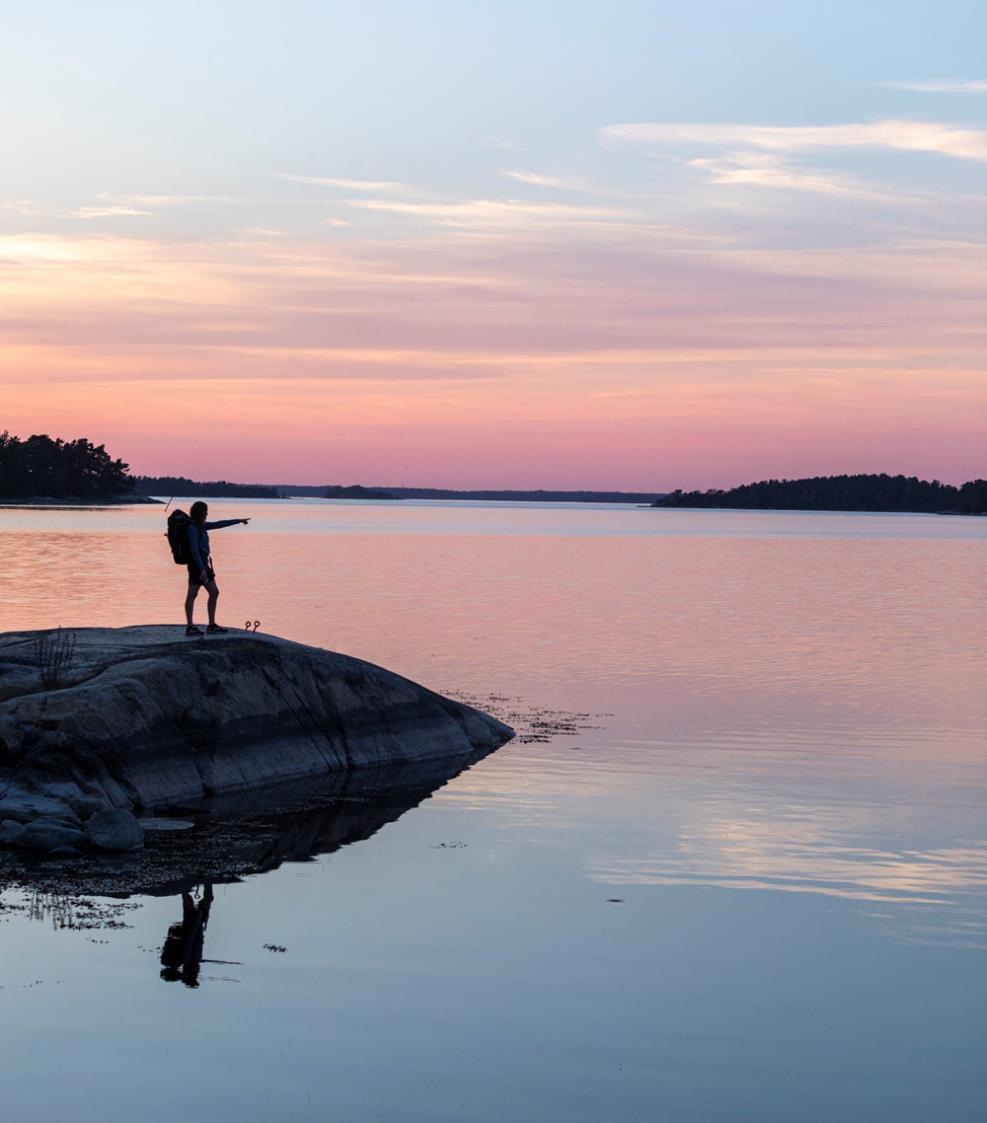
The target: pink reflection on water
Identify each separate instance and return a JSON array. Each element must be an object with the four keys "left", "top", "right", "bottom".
[{"left": 1, "top": 503, "right": 984, "bottom": 761}]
